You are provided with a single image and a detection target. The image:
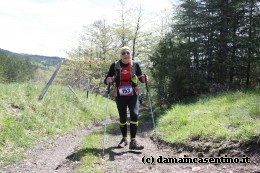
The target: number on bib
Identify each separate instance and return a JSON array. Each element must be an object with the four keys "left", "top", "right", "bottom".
[{"left": 118, "top": 86, "right": 133, "bottom": 96}]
